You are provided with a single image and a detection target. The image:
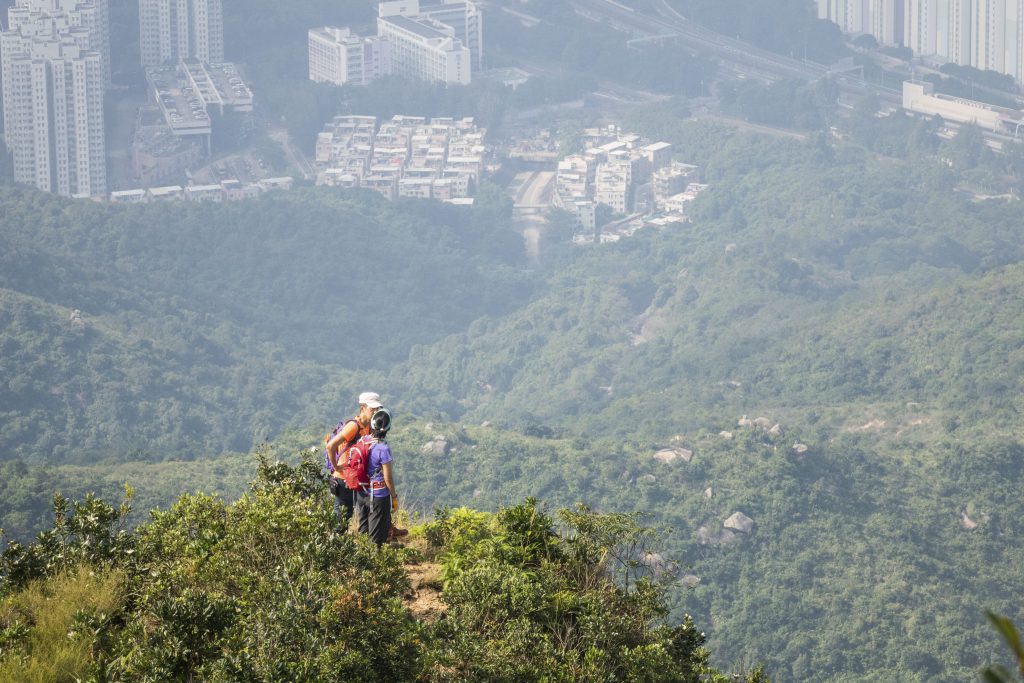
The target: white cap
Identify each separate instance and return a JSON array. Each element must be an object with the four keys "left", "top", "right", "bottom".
[{"left": 358, "top": 391, "right": 382, "bottom": 408}]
